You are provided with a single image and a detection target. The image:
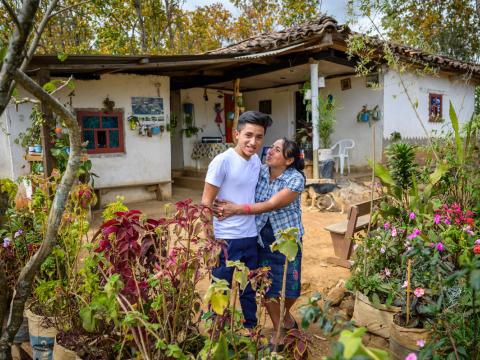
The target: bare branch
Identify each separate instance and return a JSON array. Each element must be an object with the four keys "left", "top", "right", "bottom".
[
  {"left": 12, "top": 97, "right": 41, "bottom": 105},
  {"left": 48, "top": 0, "right": 91, "bottom": 20},
  {"left": 0, "top": 69, "right": 82, "bottom": 356},
  {"left": 49, "top": 75, "right": 74, "bottom": 96},
  {"left": 1, "top": 0, "right": 21, "bottom": 30},
  {"left": 21, "top": 0, "right": 60, "bottom": 70}
]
